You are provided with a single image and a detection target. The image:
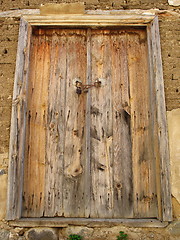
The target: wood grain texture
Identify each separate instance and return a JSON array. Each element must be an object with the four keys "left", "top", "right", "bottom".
[
  {"left": 84, "top": 28, "right": 92, "bottom": 218},
  {"left": 22, "top": 27, "right": 158, "bottom": 219},
  {"left": 9, "top": 218, "right": 169, "bottom": 228},
  {"left": 7, "top": 18, "right": 31, "bottom": 220},
  {"left": 22, "top": 29, "right": 87, "bottom": 218},
  {"left": 22, "top": 29, "right": 50, "bottom": 217},
  {"left": 43, "top": 29, "right": 66, "bottom": 217},
  {"left": 23, "top": 14, "right": 155, "bottom": 27},
  {"left": 90, "top": 29, "right": 114, "bottom": 218},
  {"left": 147, "top": 22, "right": 163, "bottom": 220},
  {"left": 111, "top": 30, "right": 133, "bottom": 218},
  {"left": 90, "top": 28, "right": 157, "bottom": 219},
  {"left": 147, "top": 17, "right": 172, "bottom": 221},
  {"left": 127, "top": 29, "right": 157, "bottom": 218},
  {"left": 62, "top": 29, "right": 87, "bottom": 217}
]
